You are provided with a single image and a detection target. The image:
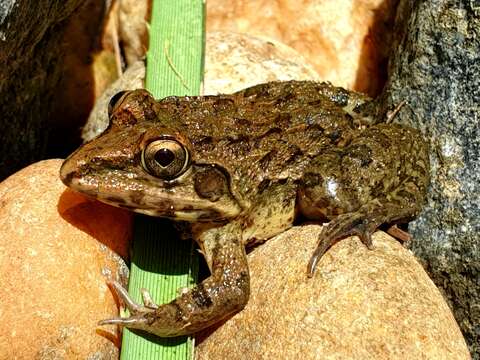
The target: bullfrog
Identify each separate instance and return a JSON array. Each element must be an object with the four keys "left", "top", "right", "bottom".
[{"left": 60, "top": 81, "right": 429, "bottom": 337}]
